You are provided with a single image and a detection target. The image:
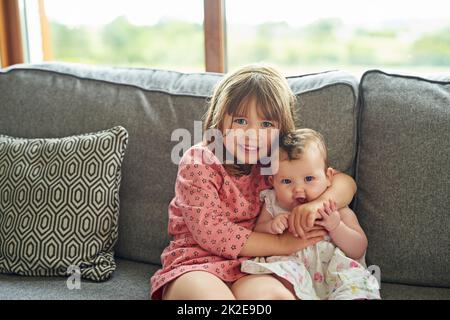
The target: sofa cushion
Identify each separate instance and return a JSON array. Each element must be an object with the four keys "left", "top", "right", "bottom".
[
  {"left": 356, "top": 70, "right": 450, "bottom": 287},
  {"left": 380, "top": 282, "right": 450, "bottom": 300},
  {"left": 0, "top": 63, "right": 358, "bottom": 265},
  {"left": 0, "top": 258, "right": 157, "bottom": 300},
  {"left": 0, "top": 126, "right": 128, "bottom": 281},
  {"left": 289, "top": 71, "right": 359, "bottom": 176}
]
